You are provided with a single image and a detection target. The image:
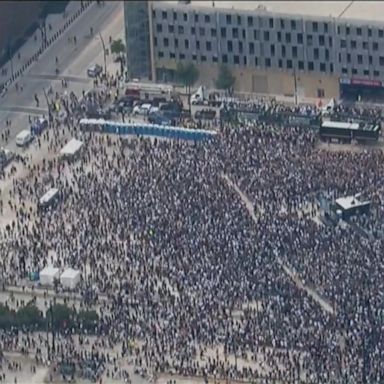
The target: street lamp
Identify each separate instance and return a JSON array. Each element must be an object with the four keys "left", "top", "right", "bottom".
[{"left": 97, "top": 33, "right": 107, "bottom": 76}]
